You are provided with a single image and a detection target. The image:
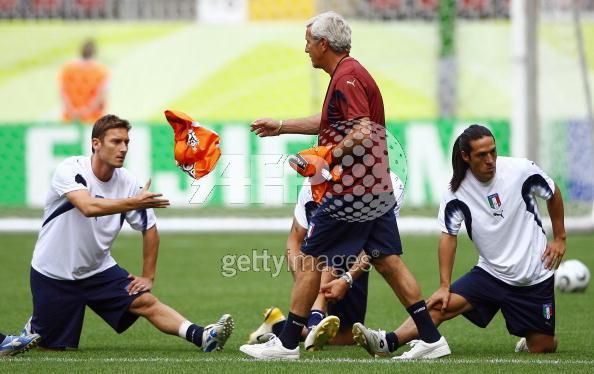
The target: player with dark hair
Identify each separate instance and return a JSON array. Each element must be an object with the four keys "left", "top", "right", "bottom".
[
  {"left": 240, "top": 11, "right": 449, "bottom": 360},
  {"left": 353, "top": 124, "right": 565, "bottom": 358},
  {"left": 25, "top": 114, "right": 233, "bottom": 352}
]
